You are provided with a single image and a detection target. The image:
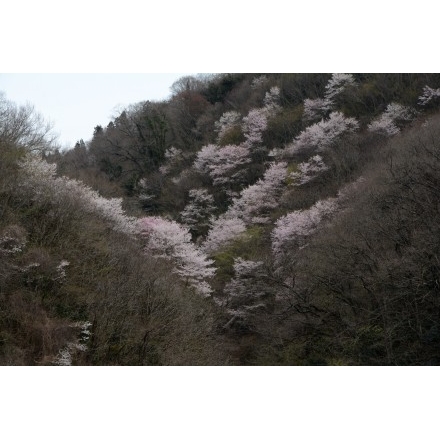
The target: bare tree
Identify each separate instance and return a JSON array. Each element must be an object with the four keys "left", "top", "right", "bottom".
[{"left": 0, "top": 92, "right": 57, "bottom": 152}]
